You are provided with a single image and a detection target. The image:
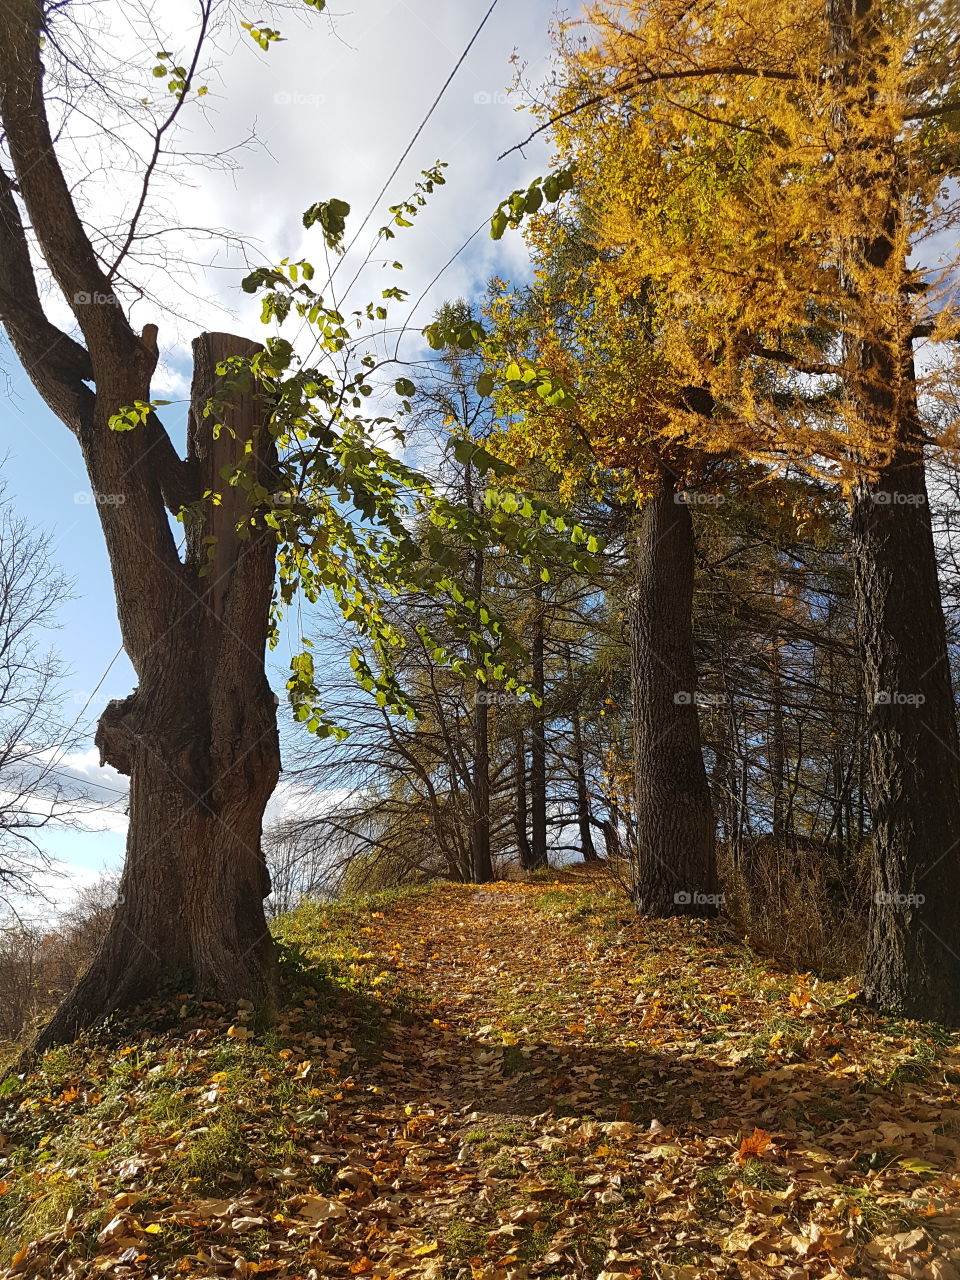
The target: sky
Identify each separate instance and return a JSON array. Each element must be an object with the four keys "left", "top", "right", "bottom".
[{"left": 0, "top": 0, "right": 562, "bottom": 914}]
